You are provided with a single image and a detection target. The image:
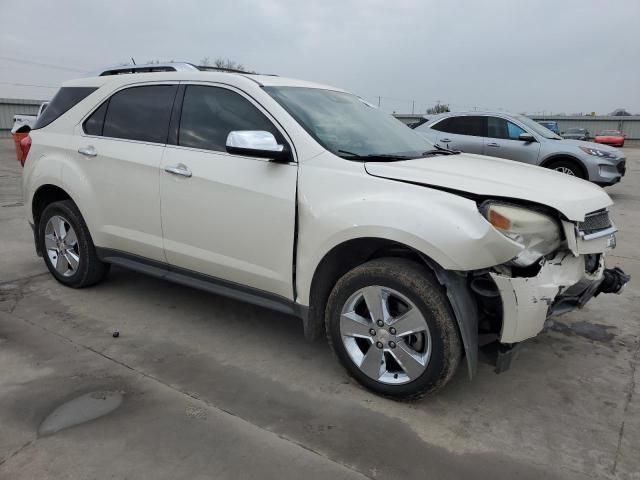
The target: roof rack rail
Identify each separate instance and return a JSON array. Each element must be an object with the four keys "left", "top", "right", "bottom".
[{"left": 96, "top": 62, "right": 277, "bottom": 77}]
